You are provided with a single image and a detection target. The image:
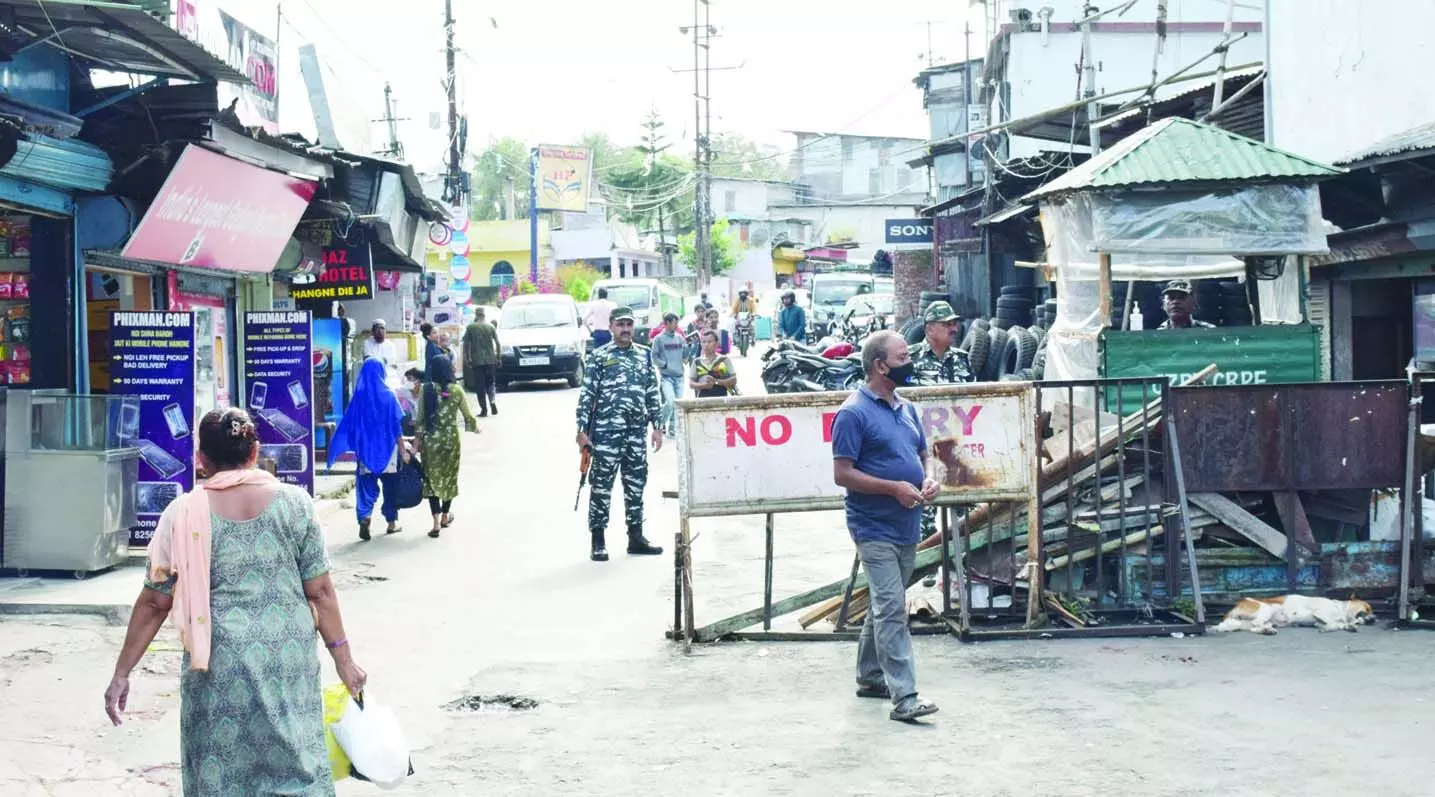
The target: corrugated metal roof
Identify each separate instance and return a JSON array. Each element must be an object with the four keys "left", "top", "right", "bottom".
[
  {"left": 1336, "top": 120, "right": 1435, "bottom": 166},
  {"left": 1024, "top": 118, "right": 1342, "bottom": 201}
]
